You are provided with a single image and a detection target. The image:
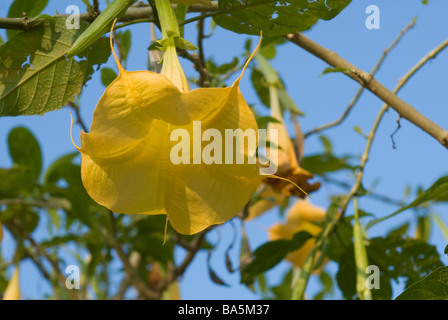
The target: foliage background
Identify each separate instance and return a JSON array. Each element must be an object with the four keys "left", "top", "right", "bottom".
[{"left": 0, "top": 0, "right": 447, "bottom": 299}]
